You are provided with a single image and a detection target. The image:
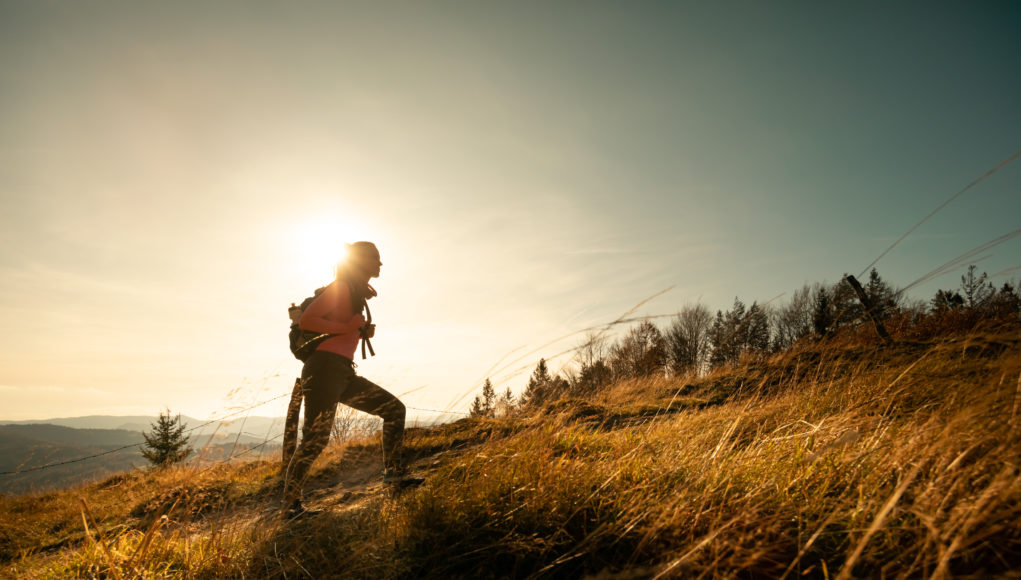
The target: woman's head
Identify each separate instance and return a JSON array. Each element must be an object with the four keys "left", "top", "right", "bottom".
[{"left": 339, "top": 241, "right": 382, "bottom": 280}]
